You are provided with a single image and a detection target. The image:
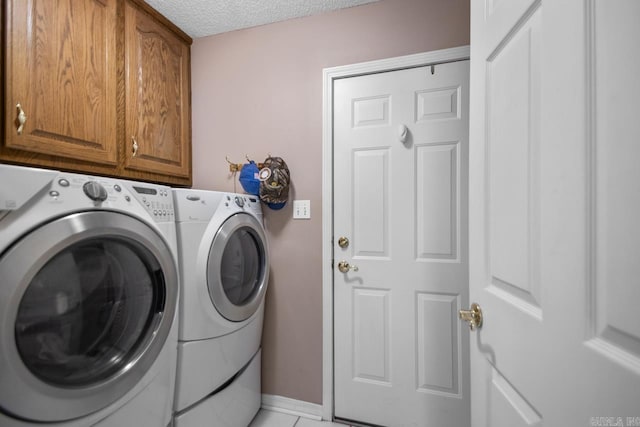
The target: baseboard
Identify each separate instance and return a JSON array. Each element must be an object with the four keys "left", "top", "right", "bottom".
[{"left": 261, "top": 394, "right": 323, "bottom": 421}]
